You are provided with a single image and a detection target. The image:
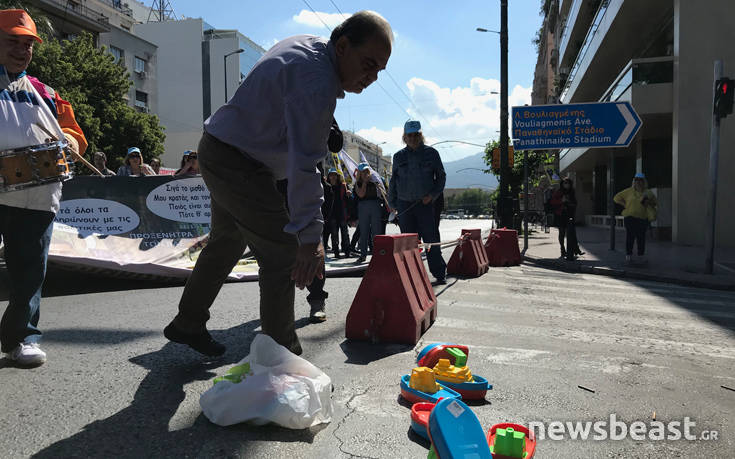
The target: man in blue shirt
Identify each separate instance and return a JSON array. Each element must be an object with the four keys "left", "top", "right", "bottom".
[
  {"left": 164, "top": 11, "right": 393, "bottom": 356},
  {"left": 388, "top": 121, "right": 447, "bottom": 284}
]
